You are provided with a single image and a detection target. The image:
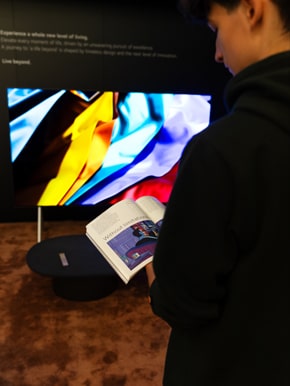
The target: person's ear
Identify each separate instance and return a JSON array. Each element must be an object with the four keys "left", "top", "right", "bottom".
[{"left": 241, "top": 0, "right": 264, "bottom": 27}]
